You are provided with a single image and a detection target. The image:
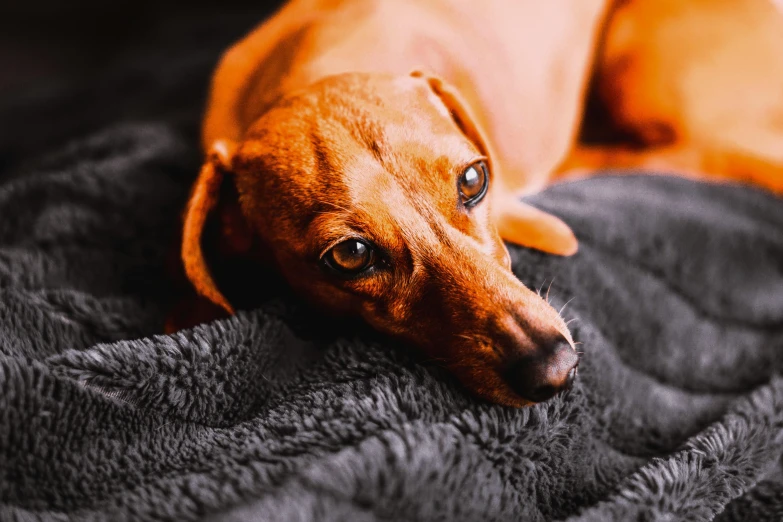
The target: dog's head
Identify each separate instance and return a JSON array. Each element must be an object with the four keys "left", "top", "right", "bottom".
[{"left": 182, "top": 72, "right": 578, "bottom": 407}]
